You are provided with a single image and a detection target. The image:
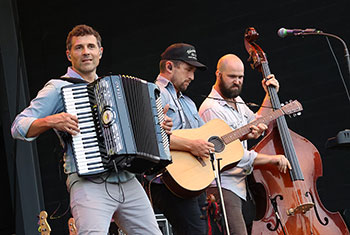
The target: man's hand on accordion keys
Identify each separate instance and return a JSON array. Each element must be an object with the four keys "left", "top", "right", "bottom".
[
  {"left": 162, "top": 104, "right": 173, "bottom": 135},
  {"left": 50, "top": 112, "right": 80, "bottom": 136}
]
